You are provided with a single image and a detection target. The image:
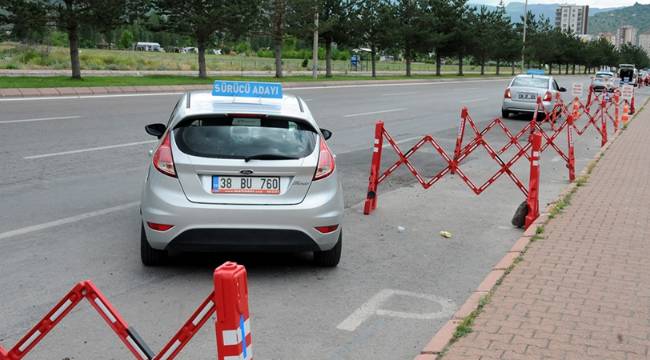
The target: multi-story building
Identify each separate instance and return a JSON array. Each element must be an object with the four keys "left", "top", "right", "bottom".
[
  {"left": 598, "top": 32, "right": 617, "bottom": 46},
  {"left": 555, "top": 5, "right": 589, "bottom": 34},
  {"left": 639, "top": 33, "right": 650, "bottom": 54},
  {"left": 616, "top": 25, "right": 637, "bottom": 47}
]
